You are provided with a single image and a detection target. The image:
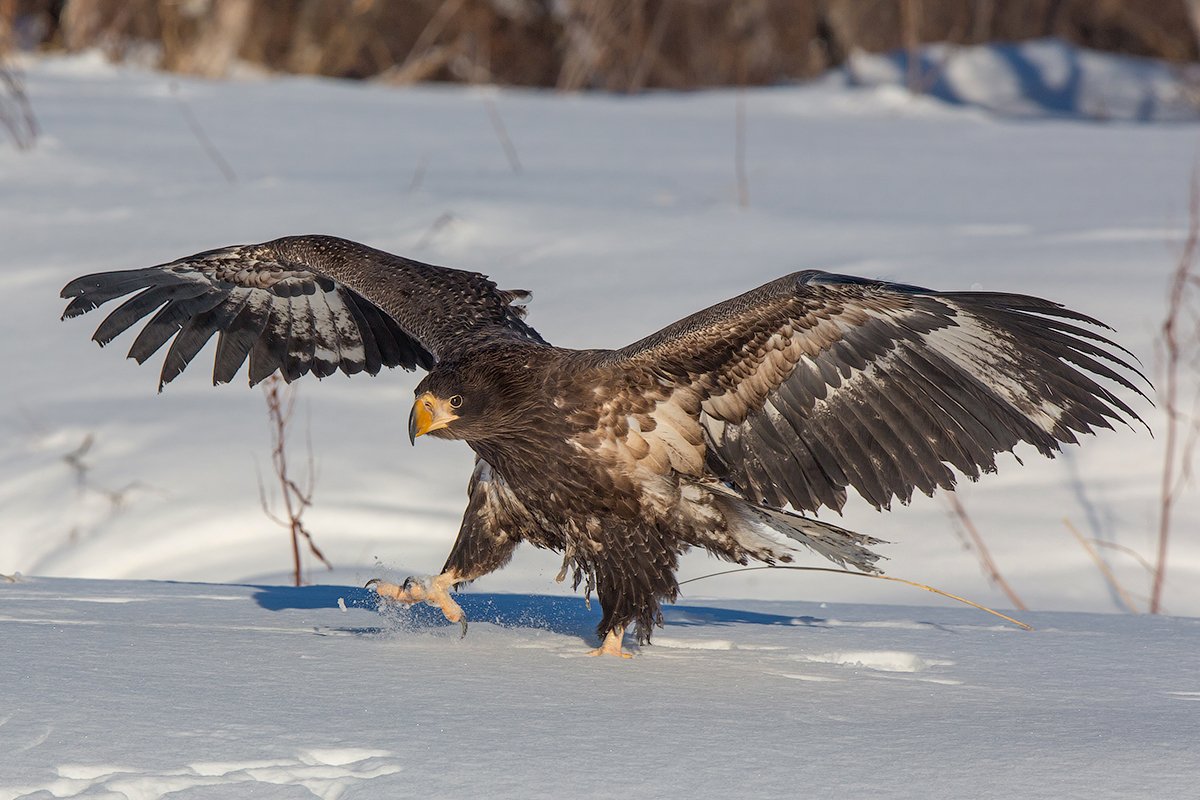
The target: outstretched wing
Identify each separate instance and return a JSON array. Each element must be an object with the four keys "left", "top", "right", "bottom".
[
  {"left": 613, "top": 271, "right": 1148, "bottom": 514},
  {"left": 61, "top": 234, "right": 544, "bottom": 389}
]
